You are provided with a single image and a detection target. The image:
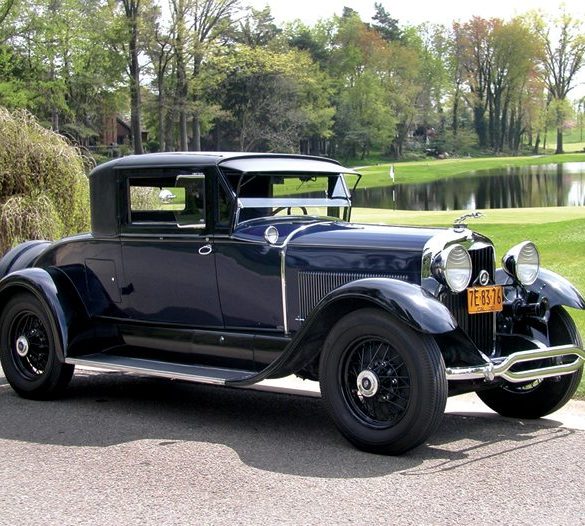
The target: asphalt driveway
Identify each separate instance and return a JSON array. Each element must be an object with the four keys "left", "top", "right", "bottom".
[{"left": 0, "top": 367, "right": 583, "bottom": 525}]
